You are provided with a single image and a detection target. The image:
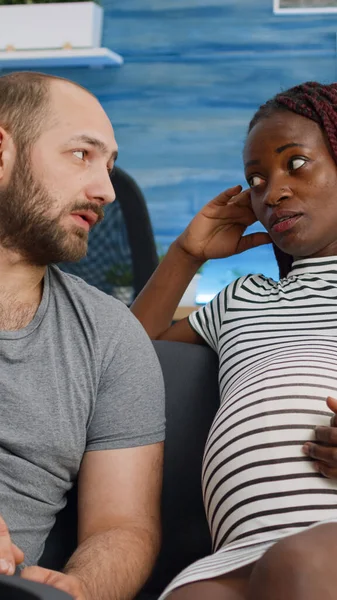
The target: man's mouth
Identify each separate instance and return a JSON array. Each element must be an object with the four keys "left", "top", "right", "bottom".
[{"left": 70, "top": 210, "right": 99, "bottom": 231}]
